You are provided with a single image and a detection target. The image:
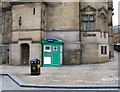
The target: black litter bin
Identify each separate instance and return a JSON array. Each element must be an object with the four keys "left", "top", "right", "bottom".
[{"left": 30, "top": 59, "right": 40, "bottom": 75}]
